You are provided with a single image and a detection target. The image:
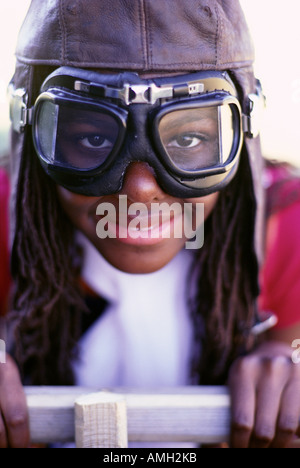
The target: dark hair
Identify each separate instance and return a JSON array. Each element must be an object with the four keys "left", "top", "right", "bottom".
[
  {"left": 9, "top": 128, "right": 258, "bottom": 384},
  {"left": 10, "top": 136, "right": 86, "bottom": 384},
  {"left": 189, "top": 148, "right": 258, "bottom": 384}
]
